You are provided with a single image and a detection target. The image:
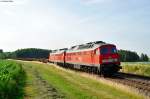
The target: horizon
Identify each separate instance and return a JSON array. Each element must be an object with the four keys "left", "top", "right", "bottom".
[
  {"left": 1, "top": 43, "right": 149, "bottom": 57},
  {"left": 0, "top": 0, "right": 150, "bottom": 56}
]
